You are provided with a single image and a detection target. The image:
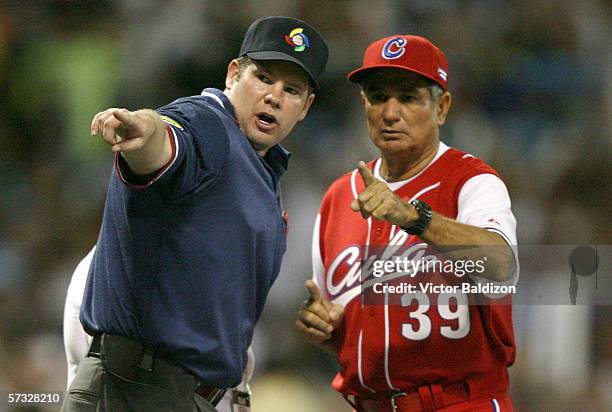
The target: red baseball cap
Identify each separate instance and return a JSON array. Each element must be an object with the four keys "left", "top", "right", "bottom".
[{"left": 348, "top": 35, "right": 448, "bottom": 91}]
